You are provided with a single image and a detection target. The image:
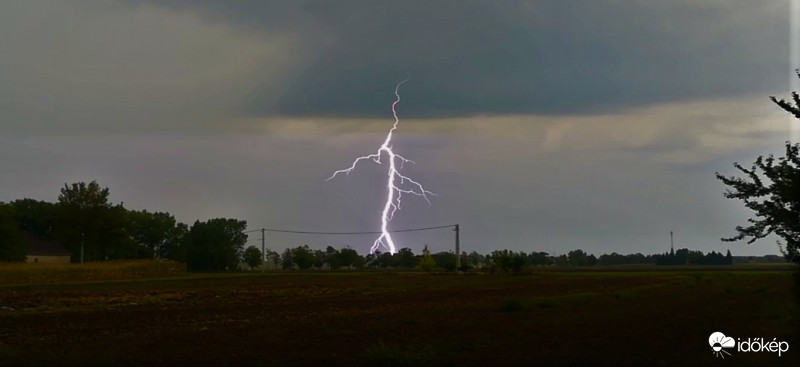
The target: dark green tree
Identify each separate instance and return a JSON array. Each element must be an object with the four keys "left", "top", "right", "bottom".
[
  {"left": 457, "top": 251, "right": 474, "bottom": 272},
  {"left": 431, "top": 251, "right": 458, "bottom": 272},
  {"left": 490, "top": 250, "right": 524, "bottom": 273},
  {"left": 396, "top": 247, "right": 417, "bottom": 268},
  {"left": 701, "top": 251, "right": 726, "bottom": 265},
  {"left": 264, "top": 249, "right": 281, "bottom": 268},
  {"left": 58, "top": 181, "right": 110, "bottom": 208},
  {"left": 613, "top": 253, "right": 647, "bottom": 265},
  {"left": 0, "top": 203, "right": 25, "bottom": 262},
  {"left": 687, "top": 250, "right": 705, "bottom": 265},
  {"left": 126, "top": 210, "right": 185, "bottom": 259},
  {"left": 183, "top": 218, "right": 248, "bottom": 271},
  {"left": 324, "top": 246, "right": 342, "bottom": 269},
  {"left": 280, "top": 248, "right": 294, "bottom": 269},
  {"left": 54, "top": 181, "right": 141, "bottom": 261},
  {"left": 291, "top": 245, "right": 315, "bottom": 270},
  {"left": 338, "top": 247, "right": 363, "bottom": 269},
  {"left": 526, "top": 251, "right": 550, "bottom": 266},
  {"left": 10, "top": 199, "right": 57, "bottom": 238},
  {"left": 567, "top": 249, "right": 590, "bottom": 266},
  {"left": 242, "top": 246, "right": 263, "bottom": 270},
  {"left": 163, "top": 223, "right": 189, "bottom": 261},
  {"left": 127, "top": 210, "right": 185, "bottom": 259},
  {"left": 313, "top": 249, "right": 327, "bottom": 269},
  {"left": 466, "top": 251, "right": 486, "bottom": 269},
  {"left": 675, "top": 248, "right": 690, "bottom": 265},
  {"left": 375, "top": 251, "right": 397, "bottom": 268},
  {"left": 419, "top": 245, "right": 436, "bottom": 272},
  {"left": 715, "top": 140, "right": 800, "bottom": 265}
]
